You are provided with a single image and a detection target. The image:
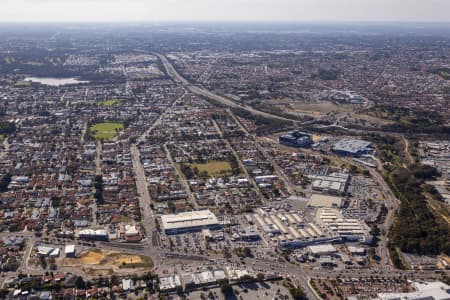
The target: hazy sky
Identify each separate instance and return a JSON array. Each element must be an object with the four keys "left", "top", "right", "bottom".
[{"left": 1, "top": 0, "right": 450, "bottom": 23}]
